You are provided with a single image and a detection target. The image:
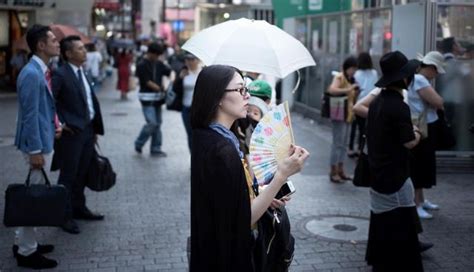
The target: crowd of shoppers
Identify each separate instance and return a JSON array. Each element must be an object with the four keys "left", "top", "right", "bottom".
[{"left": 9, "top": 21, "right": 464, "bottom": 272}]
